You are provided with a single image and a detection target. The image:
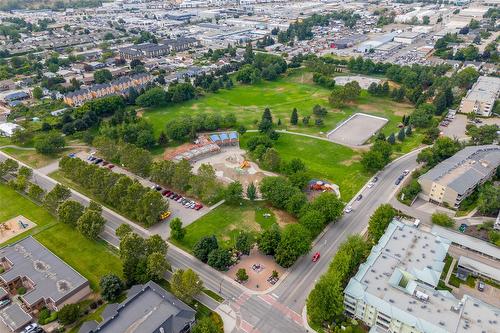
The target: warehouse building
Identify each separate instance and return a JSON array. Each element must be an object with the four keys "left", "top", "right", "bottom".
[
  {"left": 459, "top": 76, "right": 500, "bottom": 116},
  {"left": 344, "top": 220, "right": 500, "bottom": 333},
  {"left": 394, "top": 31, "right": 423, "bottom": 44},
  {"left": 418, "top": 145, "right": 500, "bottom": 208}
]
